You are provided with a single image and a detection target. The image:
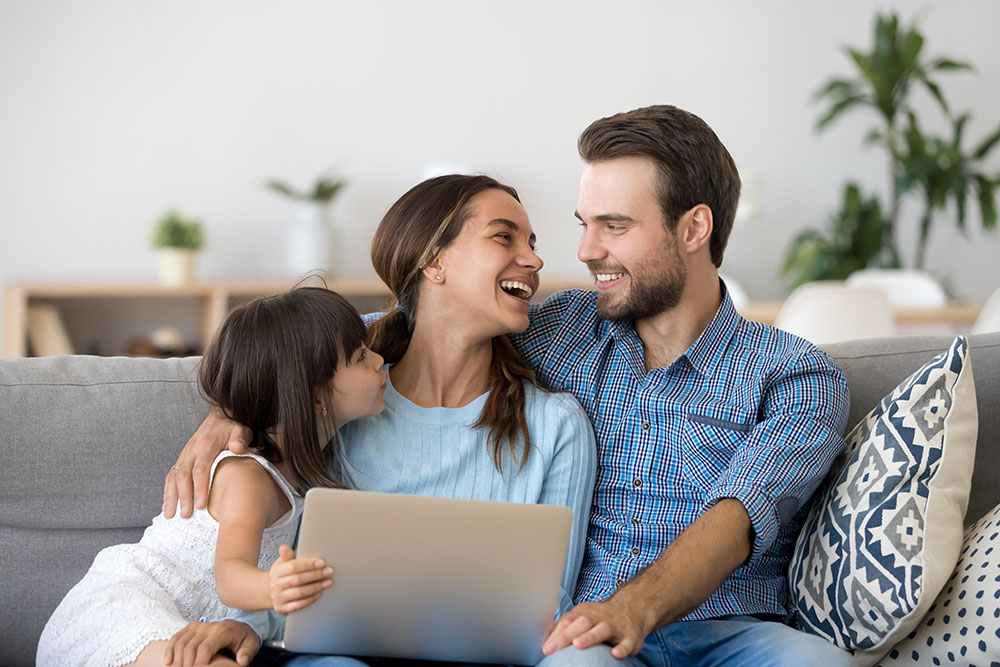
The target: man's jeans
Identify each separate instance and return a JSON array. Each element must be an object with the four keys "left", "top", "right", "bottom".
[{"left": 535, "top": 616, "right": 854, "bottom": 667}]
